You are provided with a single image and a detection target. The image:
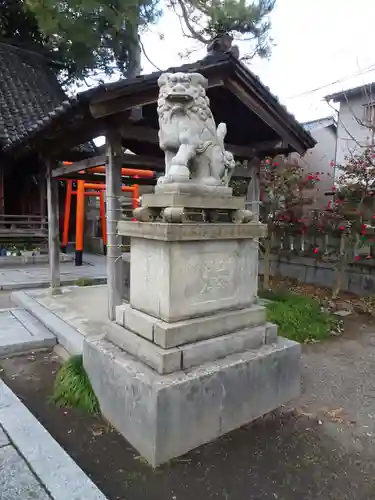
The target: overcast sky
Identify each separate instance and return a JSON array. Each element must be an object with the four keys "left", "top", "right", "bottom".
[{"left": 140, "top": 0, "right": 375, "bottom": 123}]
